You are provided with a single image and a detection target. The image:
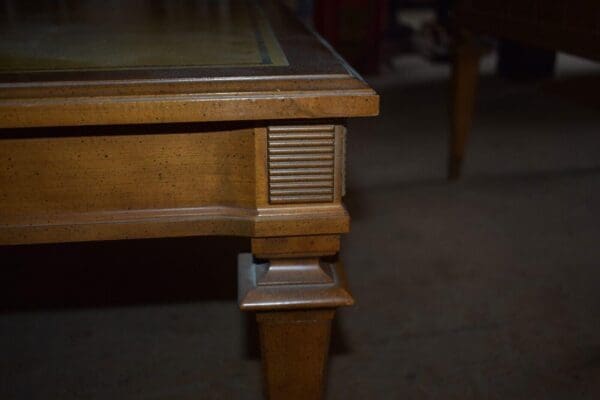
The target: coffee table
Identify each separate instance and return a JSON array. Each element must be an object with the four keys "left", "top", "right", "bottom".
[{"left": 0, "top": 1, "right": 379, "bottom": 399}]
